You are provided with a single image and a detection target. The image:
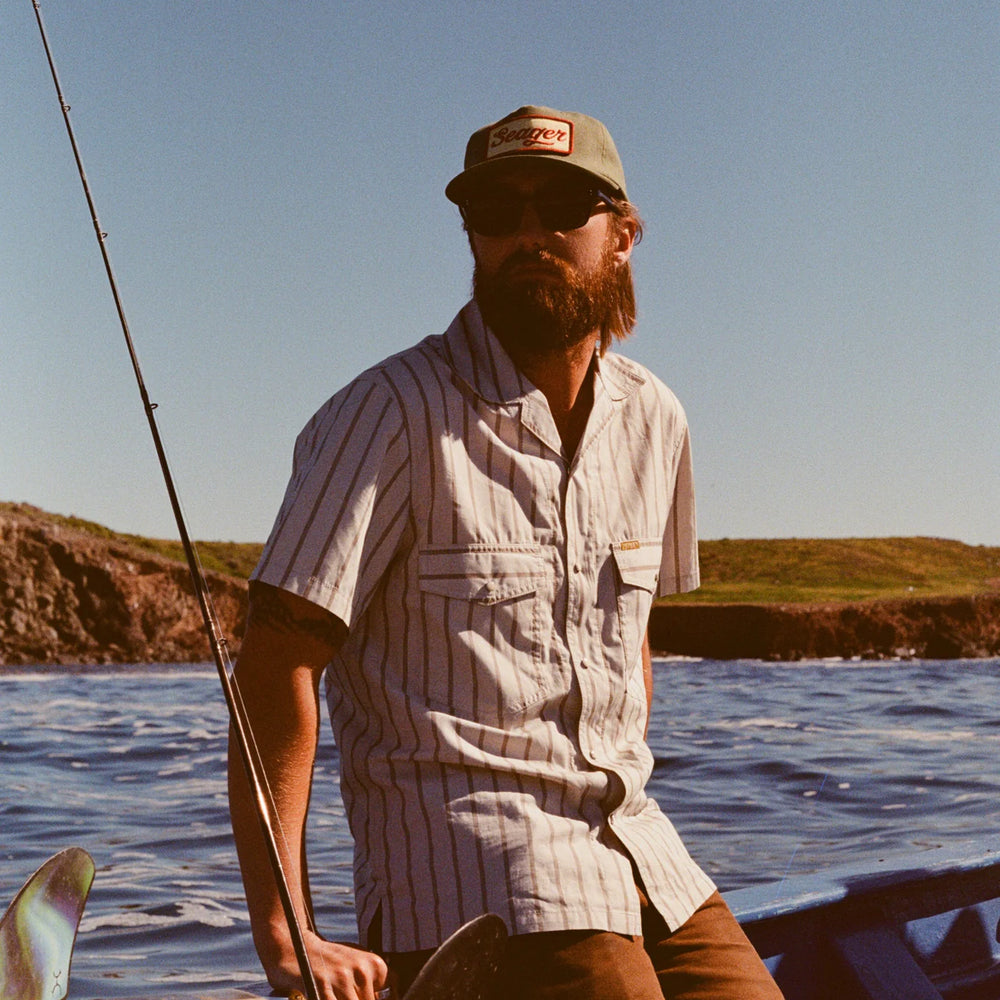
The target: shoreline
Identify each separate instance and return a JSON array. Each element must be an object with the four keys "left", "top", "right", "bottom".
[
  {"left": 3, "top": 503, "right": 998, "bottom": 665},
  {"left": 649, "top": 595, "right": 1000, "bottom": 661}
]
